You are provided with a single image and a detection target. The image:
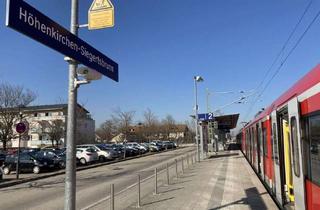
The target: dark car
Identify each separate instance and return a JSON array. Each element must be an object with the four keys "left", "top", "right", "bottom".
[
  {"left": 151, "top": 141, "right": 165, "bottom": 151},
  {"left": 0, "top": 151, "right": 6, "bottom": 166},
  {"left": 35, "top": 150, "right": 65, "bottom": 169},
  {"left": 163, "top": 141, "right": 174, "bottom": 149},
  {"left": 2, "top": 152, "right": 55, "bottom": 174},
  {"left": 118, "top": 144, "right": 139, "bottom": 157}
]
